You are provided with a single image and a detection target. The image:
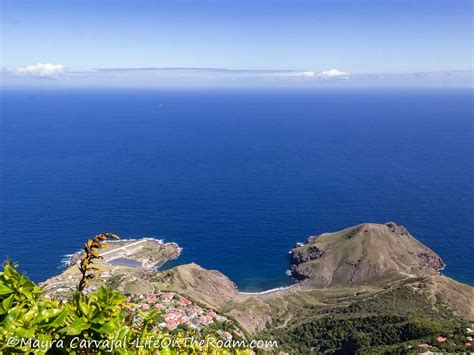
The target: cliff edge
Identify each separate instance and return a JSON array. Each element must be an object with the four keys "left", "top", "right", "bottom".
[{"left": 290, "top": 222, "right": 444, "bottom": 287}]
